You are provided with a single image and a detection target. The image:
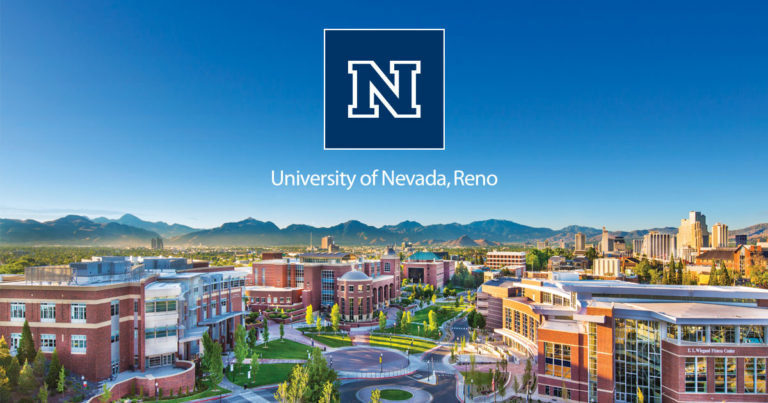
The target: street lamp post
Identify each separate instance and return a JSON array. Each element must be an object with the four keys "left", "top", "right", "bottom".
[{"left": 379, "top": 353, "right": 383, "bottom": 373}]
